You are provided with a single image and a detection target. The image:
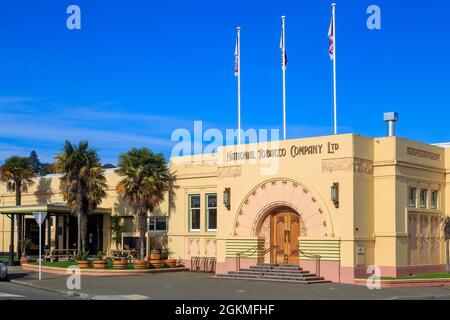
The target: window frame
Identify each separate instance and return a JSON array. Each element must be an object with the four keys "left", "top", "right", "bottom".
[
  {"left": 206, "top": 193, "right": 218, "bottom": 232},
  {"left": 419, "top": 189, "right": 428, "bottom": 208},
  {"left": 408, "top": 187, "right": 417, "bottom": 208},
  {"left": 148, "top": 216, "right": 168, "bottom": 233},
  {"left": 430, "top": 190, "right": 438, "bottom": 209},
  {"left": 189, "top": 194, "right": 201, "bottom": 232}
]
